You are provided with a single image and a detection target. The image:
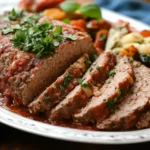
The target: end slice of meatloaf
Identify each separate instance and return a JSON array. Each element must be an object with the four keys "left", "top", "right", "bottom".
[
  {"left": 74, "top": 56, "right": 134, "bottom": 125},
  {"left": 28, "top": 54, "right": 91, "bottom": 114},
  {"left": 136, "top": 110, "right": 150, "bottom": 129},
  {"left": 97, "top": 62, "right": 150, "bottom": 130},
  {"left": 6, "top": 20, "right": 96, "bottom": 106},
  {"left": 49, "top": 52, "right": 116, "bottom": 121},
  {"left": 0, "top": 33, "right": 41, "bottom": 94}
]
